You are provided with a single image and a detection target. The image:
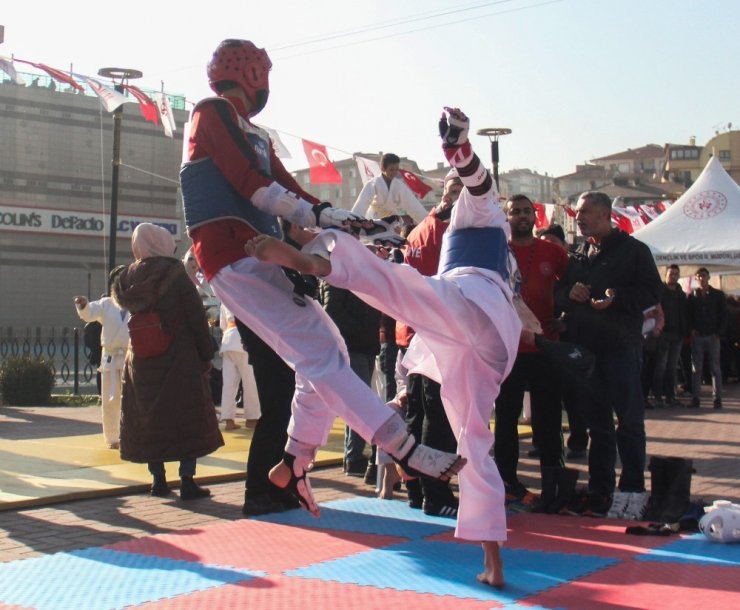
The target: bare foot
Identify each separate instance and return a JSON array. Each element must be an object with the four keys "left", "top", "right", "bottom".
[
  {"left": 223, "top": 419, "right": 241, "bottom": 430},
  {"left": 378, "top": 464, "right": 401, "bottom": 499},
  {"left": 477, "top": 541, "right": 504, "bottom": 588},
  {"left": 245, "top": 235, "right": 331, "bottom": 276}
]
